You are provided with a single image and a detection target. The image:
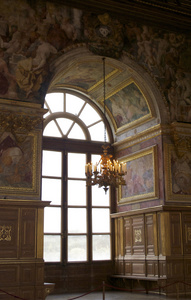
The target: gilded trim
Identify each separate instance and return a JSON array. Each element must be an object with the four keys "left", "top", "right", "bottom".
[{"left": 118, "top": 145, "right": 159, "bottom": 205}]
